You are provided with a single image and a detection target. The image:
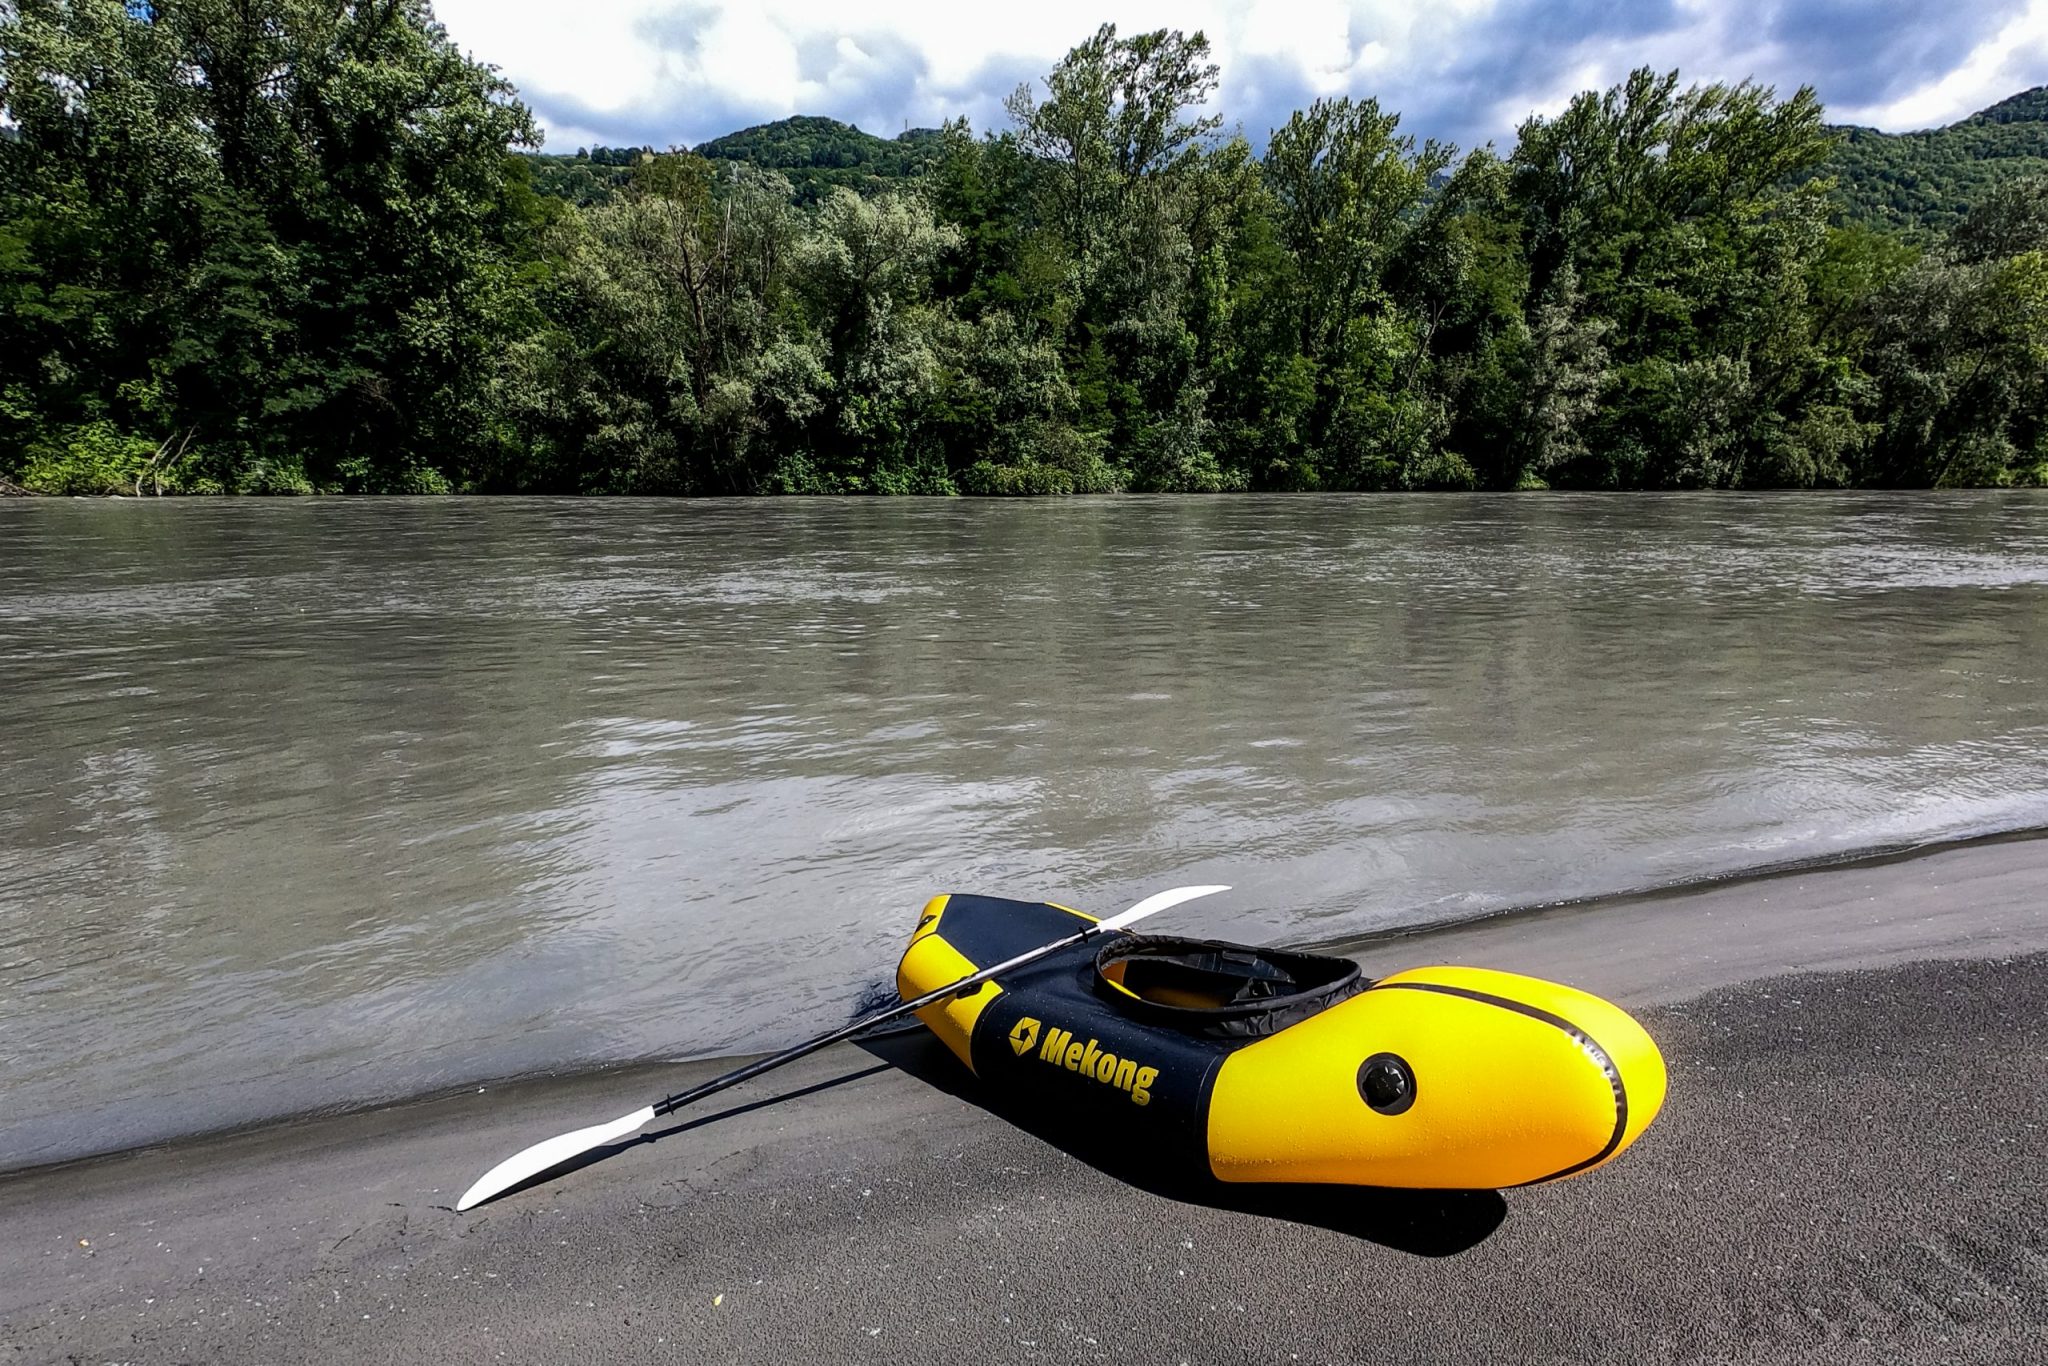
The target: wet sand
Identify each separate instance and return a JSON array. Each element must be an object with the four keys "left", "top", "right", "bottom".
[{"left": 3, "top": 837, "right": 2045, "bottom": 1364}]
